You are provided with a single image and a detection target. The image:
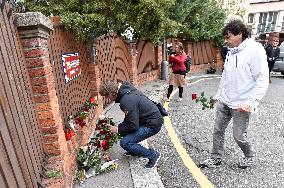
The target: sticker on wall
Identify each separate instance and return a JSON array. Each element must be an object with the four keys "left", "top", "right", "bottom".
[{"left": 61, "top": 52, "right": 81, "bottom": 83}]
